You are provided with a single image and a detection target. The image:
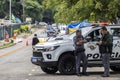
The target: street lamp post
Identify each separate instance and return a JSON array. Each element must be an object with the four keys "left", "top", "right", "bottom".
[
  {"left": 9, "top": 0, "right": 13, "bottom": 37},
  {"left": 9, "top": 0, "right": 12, "bottom": 23}
]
